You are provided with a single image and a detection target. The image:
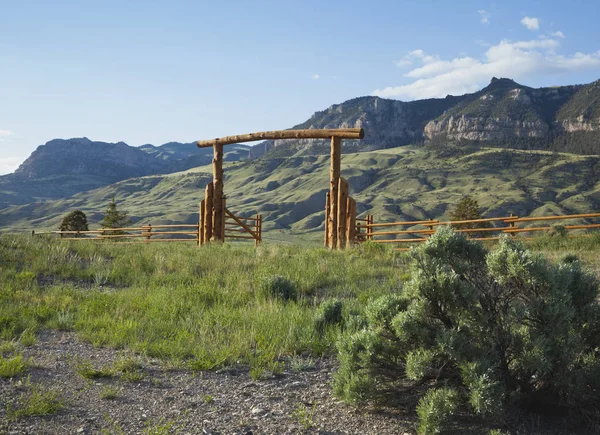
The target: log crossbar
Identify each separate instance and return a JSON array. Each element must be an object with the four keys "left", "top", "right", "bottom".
[{"left": 197, "top": 128, "right": 364, "bottom": 148}]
